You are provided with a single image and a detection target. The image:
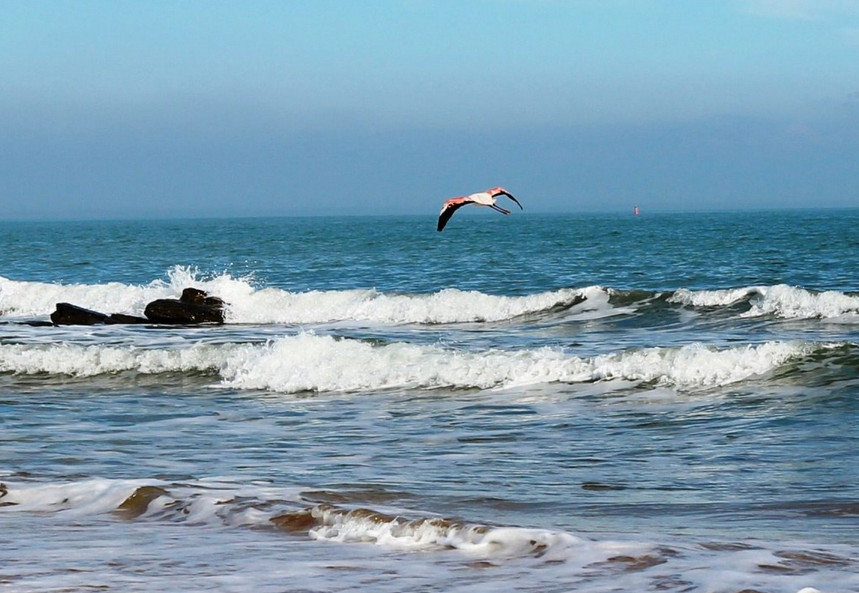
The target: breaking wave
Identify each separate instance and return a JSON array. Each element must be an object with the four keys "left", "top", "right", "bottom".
[
  {"left": 0, "top": 267, "right": 598, "bottom": 325},
  {"left": 3, "top": 267, "right": 858, "bottom": 326},
  {"left": 670, "top": 285, "right": 859, "bottom": 320},
  {"left": 1, "top": 476, "right": 854, "bottom": 593},
  {"left": 0, "top": 477, "right": 647, "bottom": 563},
  {"left": 0, "top": 334, "right": 839, "bottom": 393}
]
